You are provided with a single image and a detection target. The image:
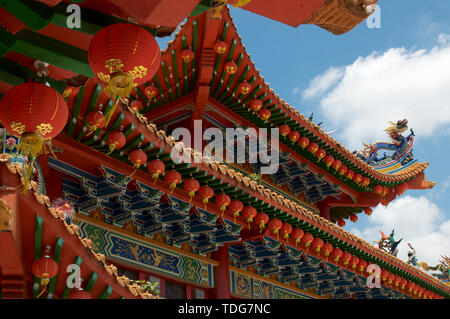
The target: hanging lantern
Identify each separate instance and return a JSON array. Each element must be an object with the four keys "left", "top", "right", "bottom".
[
  {"left": 381, "top": 269, "right": 389, "bottom": 283},
  {"left": 359, "top": 259, "right": 368, "bottom": 273},
  {"left": 68, "top": 288, "right": 92, "bottom": 299},
  {"left": 229, "top": 199, "right": 244, "bottom": 223},
  {"left": 337, "top": 219, "right": 346, "bottom": 227},
  {"left": 288, "top": 131, "right": 300, "bottom": 143},
  {"left": 311, "top": 237, "right": 324, "bottom": 254},
  {"left": 331, "top": 247, "right": 343, "bottom": 263},
  {"left": 323, "top": 243, "right": 333, "bottom": 259},
  {"left": 238, "top": 81, "right": 251, "bottom": 95},
  {"left": 301, "top": 232, "right": 314, "bottom": 250},
  {"left": 279, "top": 124, "right": 291, "bottom": 137},
  {"left": 388, "top": 272, "right": 395, "bottom": 285},
  {"left": 332, "top": 159, "right": 342, "bottom": 171},
  {"left": 106, "top": 131, "right": 126, "bottom": 154},
  {"left": 353, "top": 173, "right": 362, "bottom": 184},
  {"left": 298, "top": 136, "right": 309, "bottom": 149},
  {"left": 373, "top": 185, "right": 384, "bottom": 196},
  {"left": 198, "top": 185, "right": 214, "bottom": 210},
  {"left": 316, "top": 148, "right": 326, "bottom": 161},
  {"left": 0, "top": 82, "right": 69, "bottom": 190},
  {"left": 268, "top": 219, "right": 283, "bottom": 239},
  {"left": 224, "top": 61, "right": 237, "bottom": 74},
  {"left": 364, "top": 207, "right": 373, "bottom": 216},
  {"left": 338, "top": 165, "right": 348, "bottom": 176},
  {"left": 350, "top": 255, "right": 360, "bottom": 270},
  {"left": 215, "top": 193, "right": 231, "bottom": 216},
  {"left": 183, "top": 178, "right": 200, "bottom": 203},
  {"left": 291, "top": 228, "right": 304, "bottom": 247},
  {"left": 86, "top": 110, "right": 106, "bottom": 136},
  {"left": 345, "top": 169, "right": 354, "bottom": 180},
  {"left": 130, "top": 99, "right": 143, "bottom": 112},
  {"left": 307, "top": 142, "right": 319, "bottom": 155},
  {"left": 280, "top": 222, "right": 292, "bottom": 240},
  {"left": 382, "top": 186, "right": 389, "bottom": 197},
  {"left": 361, "top": 177, "right": 370, "bottom": 187},
  {"left": 393, "top": 275, "right": 401, "bottom": 287},
  {"left": 242, "top": 206, "right": 257, "bottom": 229},
  {"left": 144, "top": 85, "right": 159, "bottom": 100},
  {"left": 181, "top": 48, "right": 195, "bottom": 63},
  {"left": 32, "top": 249, "right": 59, "bottom": 298},
  {"left": 400, "top": 278, "right": 408, "bottom": 290},
  {"left": 147, "top": 159, "right": 165, "bottom": 183},
  {"left": 341, "top": 252, "right": 352, "bottom": 266},
  {"left": 88, "top": 23, "right": 161, "bottom": 124},
  {"left": 214, "top": 41, "right": 227, "bottom": 54},
  {"left": 324, "top": 155, "right": 334, "bottom": 168},
  {"left": 164, "top": 170, "right": 182, "bottom": 193},
  {"left": 63, "top": 86, "right": 80, "bottom": 98},
  {"left": 258, "top": 109, "right": 271, "bottom": 122},
  {"left": 129, "top": 149, "right": 147, "bottom": 169},
  {"left": 254, "top": 213, "right": 269, "bottom": 233},
  {"left": 349, "top": 214, "right": 358, "bottom": 223},
  {"left": 249, "top": 99, "right": 263, "bottom": 112}
]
